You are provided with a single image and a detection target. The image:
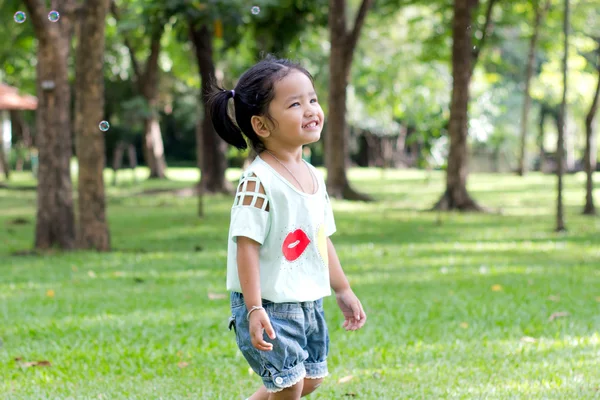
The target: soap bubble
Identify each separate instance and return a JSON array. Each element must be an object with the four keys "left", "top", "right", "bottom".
[
  {"left": 251, "top": 6, "right": 260, "bottom": 15},
  {"left": 48, "top": 11, "right": 60, "bottom": 22},
  {"left": 14, "top": 11, "right": 26, "bottom": 23},
  {"left": 99, "top": 121, "right": 110, "bottom": 132}
]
